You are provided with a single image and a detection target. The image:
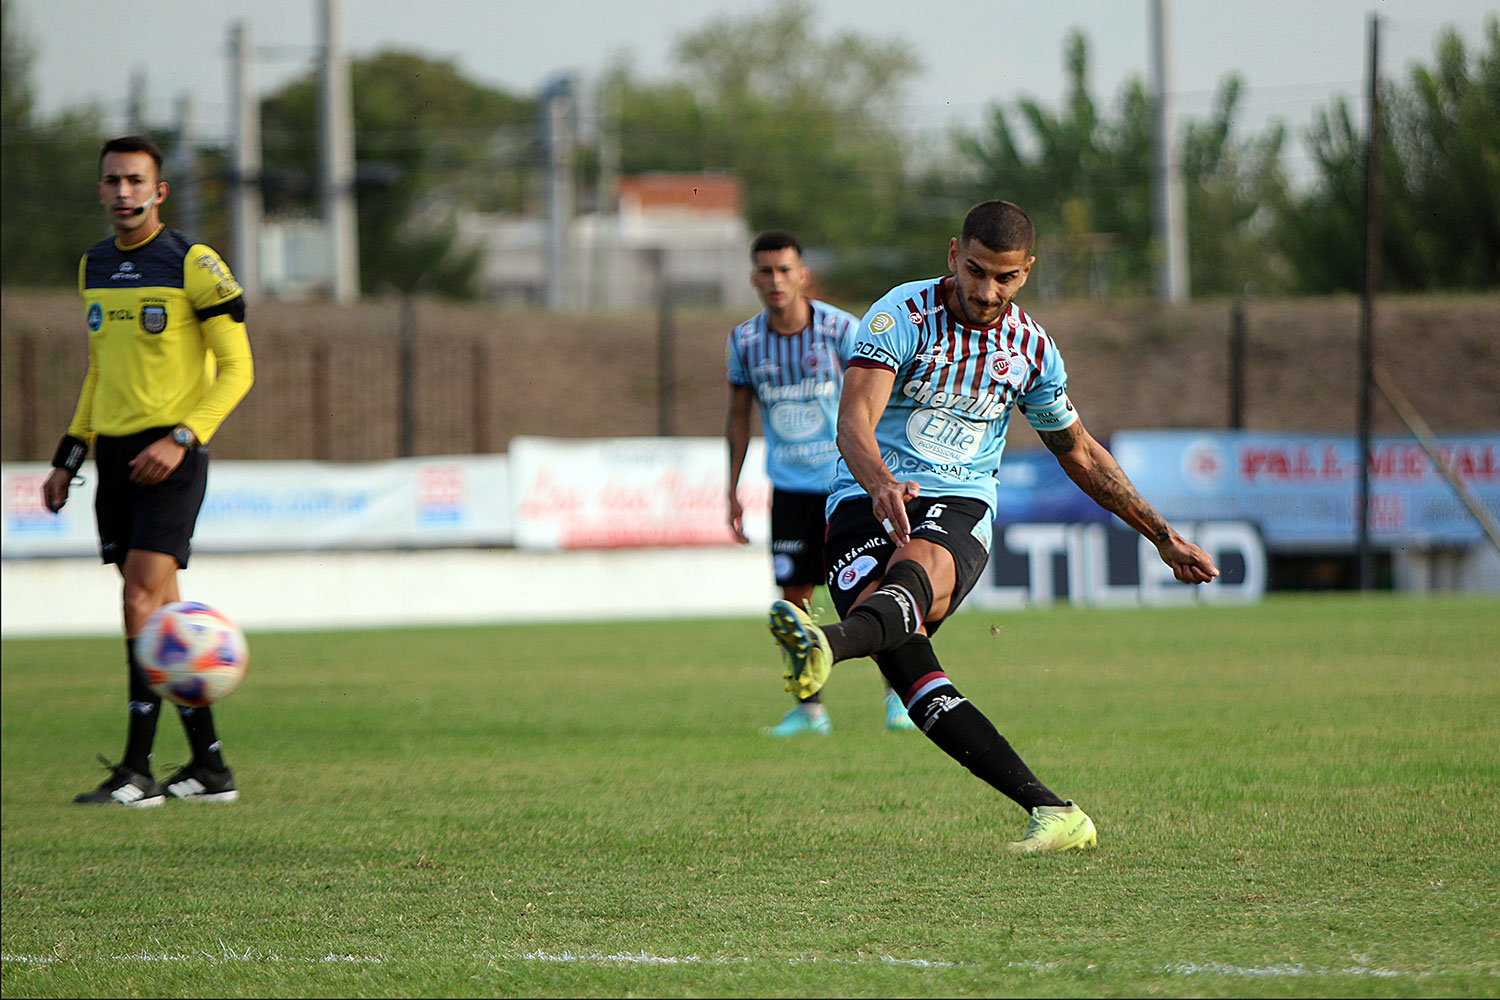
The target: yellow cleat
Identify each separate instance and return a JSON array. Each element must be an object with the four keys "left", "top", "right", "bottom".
[
  {"left": 1004, "top": 802, "right": 1098, "bottom": 855},
  {"left": 768, "top": 600, "right": 833, "bottom": 700}
]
